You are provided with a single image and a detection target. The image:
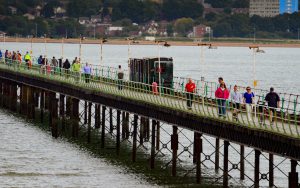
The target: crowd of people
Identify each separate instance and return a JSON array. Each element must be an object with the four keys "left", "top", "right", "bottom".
[{"left": 185, "top": 77, "right": 280, "bottom": 124}]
